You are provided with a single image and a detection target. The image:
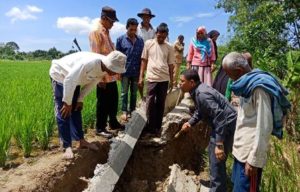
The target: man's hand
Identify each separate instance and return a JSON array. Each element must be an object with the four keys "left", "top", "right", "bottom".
[
  {"left": 61, "top": 103, "right": 72, "bottom": 119},
  {"left": 138, "top": 78, "right": 144, "bottom": 89},
  {"left": 74, "top": 102, "right": 83, "bottom": 111},
  {"left": 245, "top": 162, "right": 258, "bottom": 177},
  {"left": 168, "top": 81, "right": 173, "bottom": 93},
  {"left": 215, "top": 144, "right": 226, "bottom": 161},
  {"left": 98, "top": 82, "right": 106, "bottom": 89},
  {"left": 181, "top": 122, "right": 192, "bottom": 133}
]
